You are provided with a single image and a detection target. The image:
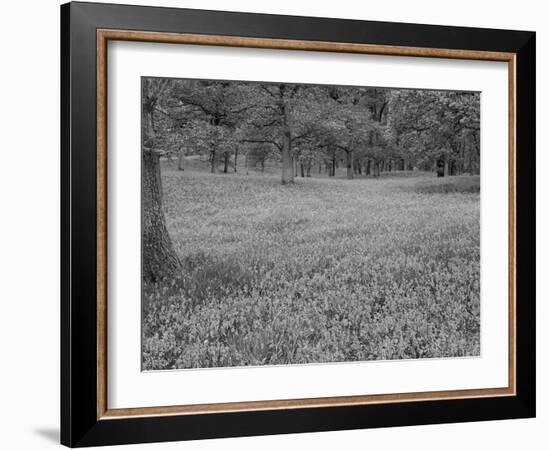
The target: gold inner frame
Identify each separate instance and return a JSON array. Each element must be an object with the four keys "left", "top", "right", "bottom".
[{"left": 96, "top": 28, "right": 517, "bottom": 420}]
